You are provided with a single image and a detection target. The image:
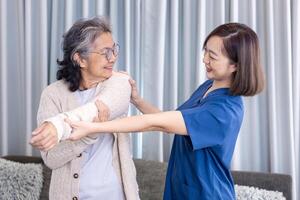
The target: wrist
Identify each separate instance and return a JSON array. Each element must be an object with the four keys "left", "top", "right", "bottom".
[
  {"left": 45, "top": 117, "right": 62, "bottom": 141},
  {"left": 131, "top": 97, "right": 143, "bottom": 107}
]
